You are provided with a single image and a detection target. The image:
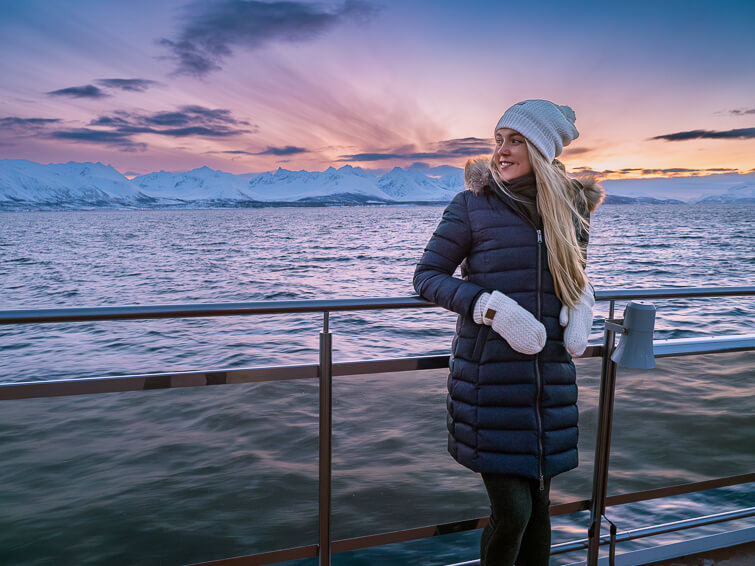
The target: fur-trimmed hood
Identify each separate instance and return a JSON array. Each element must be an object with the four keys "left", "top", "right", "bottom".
[{"left": 464, "top": 157, "right": 605, "bottom": 213}]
